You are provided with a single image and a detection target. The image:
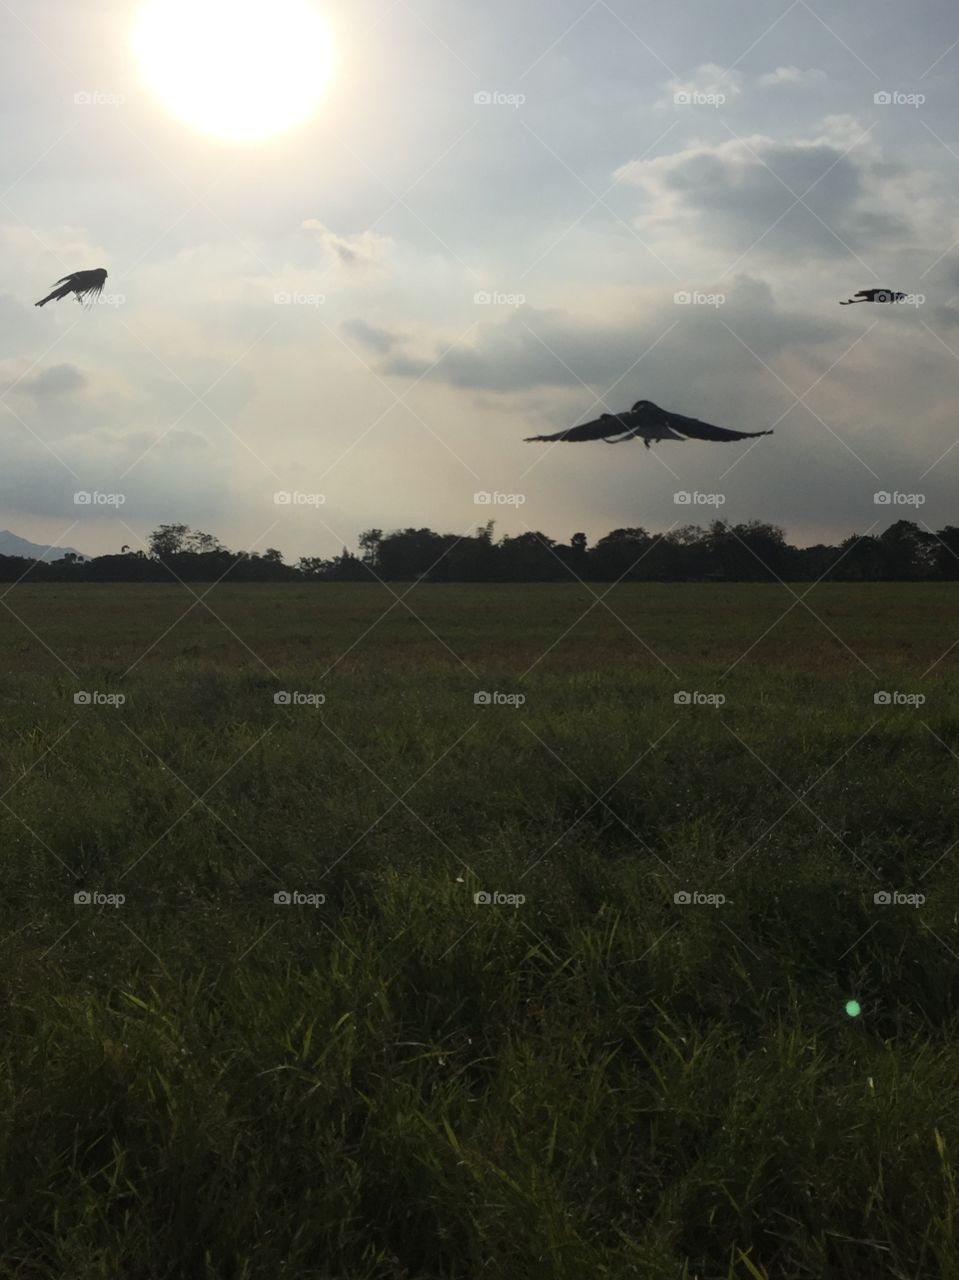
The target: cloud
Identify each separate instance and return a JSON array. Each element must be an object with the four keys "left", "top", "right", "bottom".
[
  {"left": 614, "top": 124, "right": 912, "bottom": 260},
  {"left": 341, "top": 318, "right": 402, "bottom": 353},
  {"left": 758, "top": 66, "right": 827, "bottom": 88},
  {"left": 301, "top": 220, "right": 394, "bottom": 268},
  {"left": 661, "top": 63, "right": 742, "bottom": 108},
  {"left": 4, "top": 362, "right": 87, "bottom": 398},
  {"left": 381, "top": 278, "right": 836, "bottom": 394}
]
